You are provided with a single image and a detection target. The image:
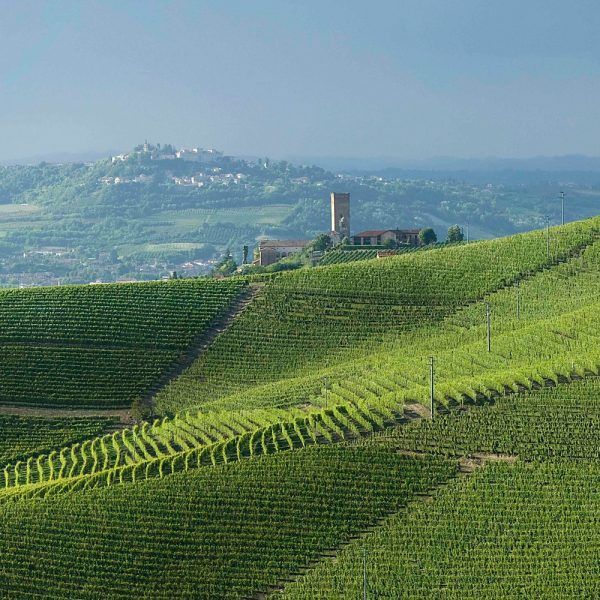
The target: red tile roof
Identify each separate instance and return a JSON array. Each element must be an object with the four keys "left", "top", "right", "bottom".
[
  {"left": 259, "top": 240, "right": 311, "bottom": 248},
  {"left": 354, "top": 229, "right": 421, "bottom": 237},
  {"left": 353, "top": 230, "right": 393, "bottom": 237}
]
